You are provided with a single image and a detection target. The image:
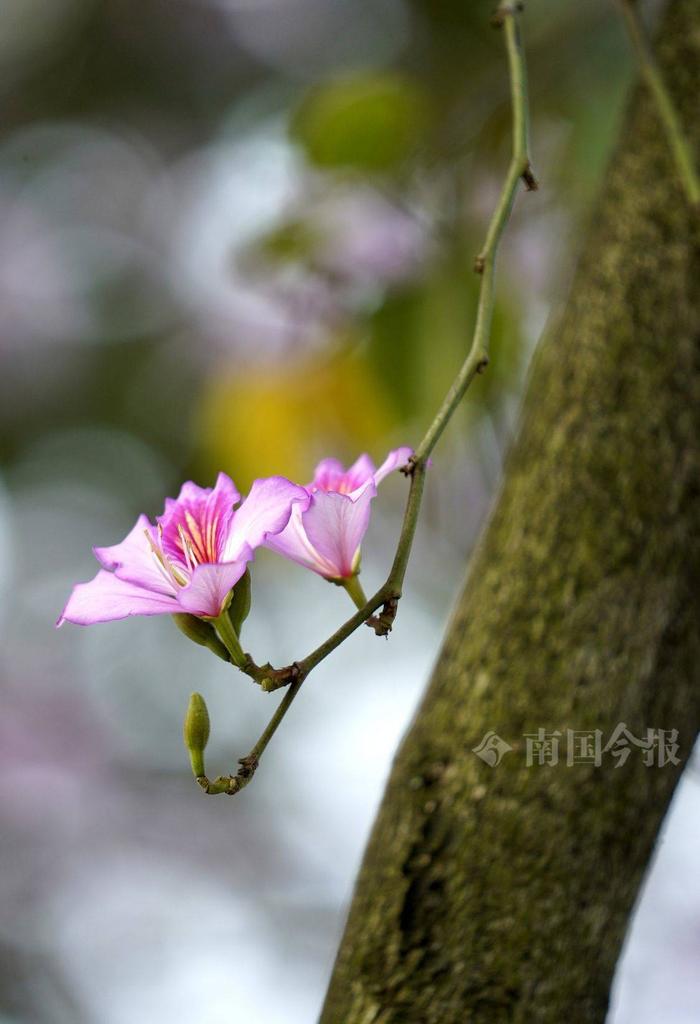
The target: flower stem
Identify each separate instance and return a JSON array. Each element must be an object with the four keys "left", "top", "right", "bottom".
[
  {"left": 340, "top": 575, "right": 369, "bottom": 611},
  {"left": 213, "top": 612, "right": 246, "bottom": 668},
  {"left": 617, "top": 0, "right": 700, "bottom": 206},
  {"left": 198, "top": 679, "right": 304, "bottom": 796},
  {"left": 248, "top": 680, "right": 303, "bottom": 763}
]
